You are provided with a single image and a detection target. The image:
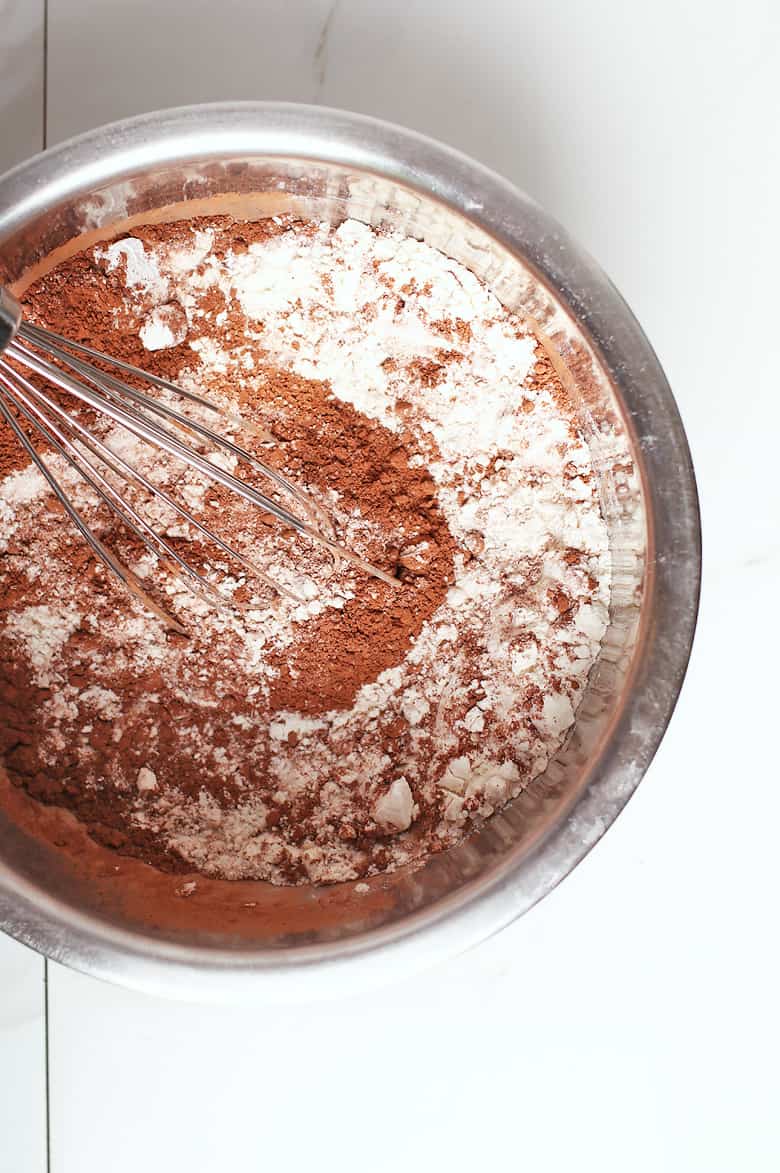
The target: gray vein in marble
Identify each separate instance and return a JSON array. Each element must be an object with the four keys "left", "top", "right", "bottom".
[{"left": 314, "top": 0, "right": 340, "bottom": 93}]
